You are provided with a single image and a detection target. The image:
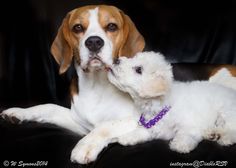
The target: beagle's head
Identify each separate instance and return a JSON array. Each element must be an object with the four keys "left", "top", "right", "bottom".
[
  {"left": 108, "top": 52, "right": 173, "bottom": 99},
  {"left": 51, "top": 5, "right": 145, "bottom": 74}
]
